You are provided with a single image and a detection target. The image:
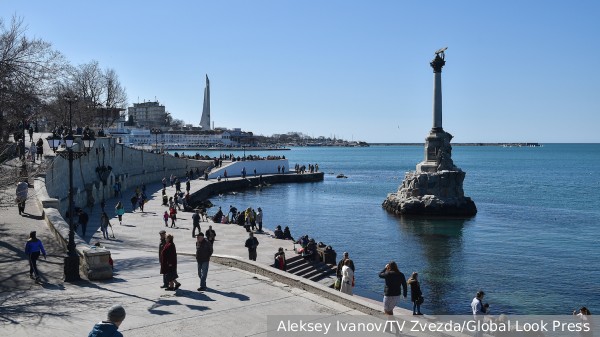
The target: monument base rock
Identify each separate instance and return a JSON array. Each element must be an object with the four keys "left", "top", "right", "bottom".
[{"left": 383, "top": 170, "right": 477, "bottom": 217}]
